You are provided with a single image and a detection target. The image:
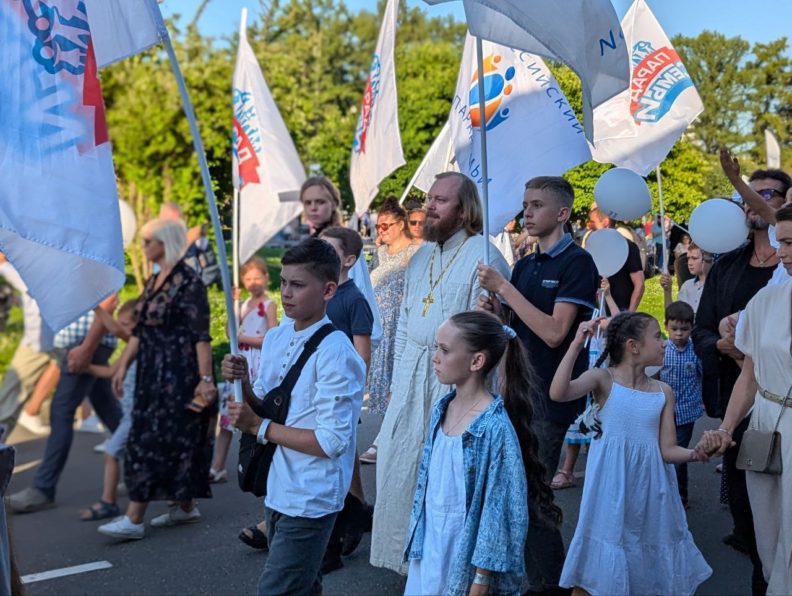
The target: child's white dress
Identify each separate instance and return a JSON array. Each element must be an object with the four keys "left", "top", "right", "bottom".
[
  {"left": 404, "top": 428, "right": 465, "bottom": 596},
  {"left": 239, "top": 297, "right": 273, "bottom": 380},
  {"left": 560, "top": 380, "right": 712, "bottom": 595}
]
